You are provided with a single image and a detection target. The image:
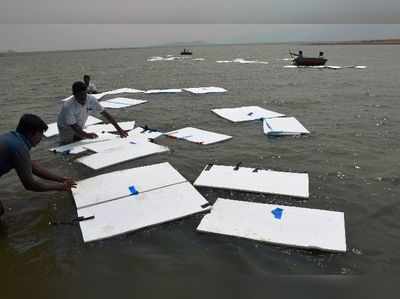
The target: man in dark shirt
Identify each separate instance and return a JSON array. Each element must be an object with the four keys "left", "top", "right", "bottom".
[{"left": 0, "top": 114, "right": 76, "bottom": 217}]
